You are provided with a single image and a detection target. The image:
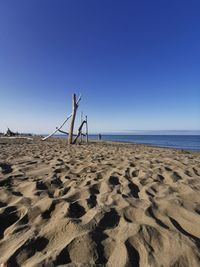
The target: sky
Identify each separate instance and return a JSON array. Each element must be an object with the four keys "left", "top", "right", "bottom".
[{"left": 0, "top": 0, "right": 200, "bottom": 134}]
